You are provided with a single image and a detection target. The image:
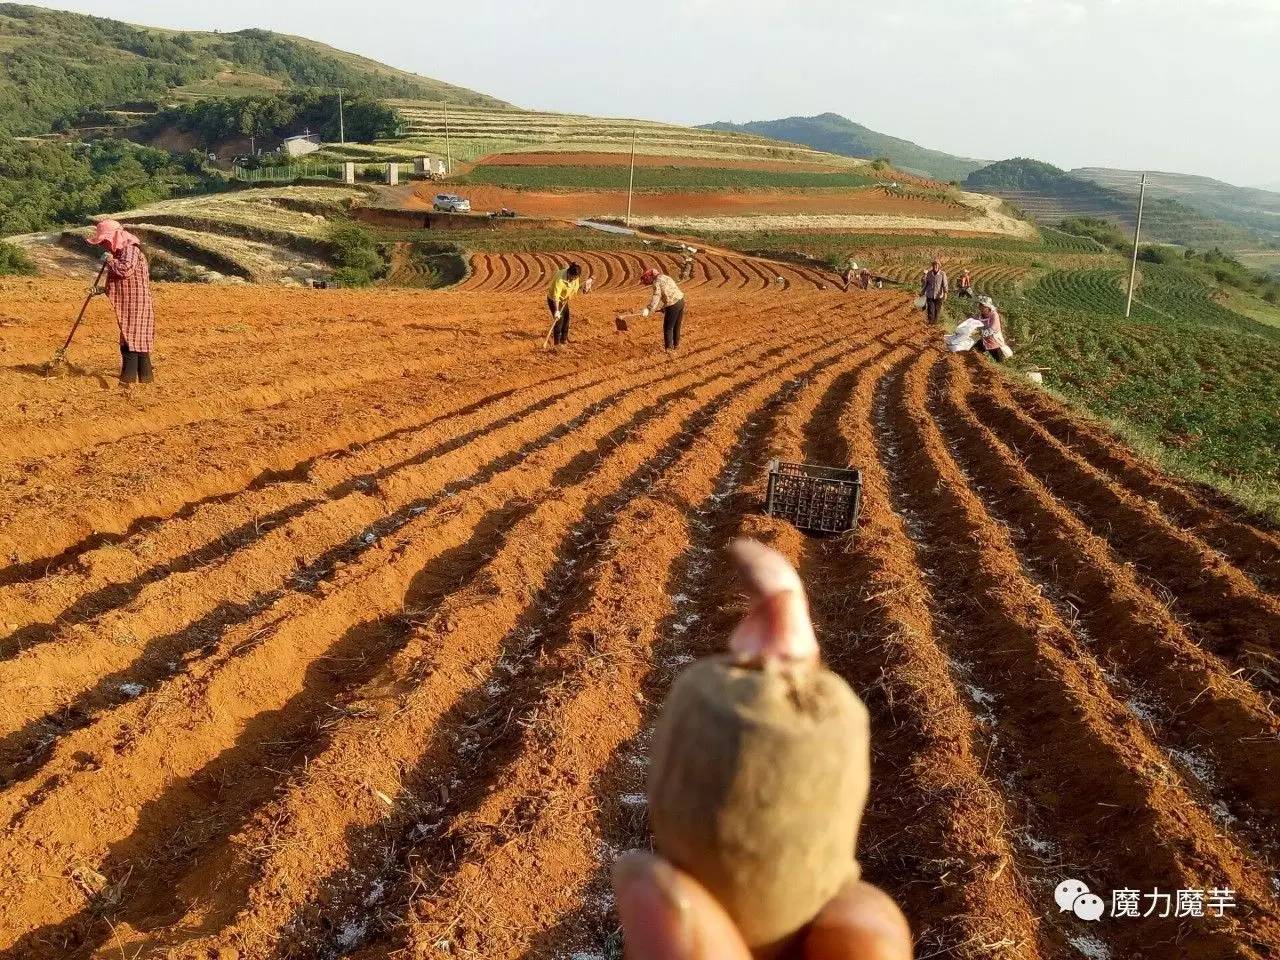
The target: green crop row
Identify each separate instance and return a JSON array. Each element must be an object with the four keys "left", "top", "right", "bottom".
[{"left": 454, "top": 164, "right": 876, "bottom": 192}]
